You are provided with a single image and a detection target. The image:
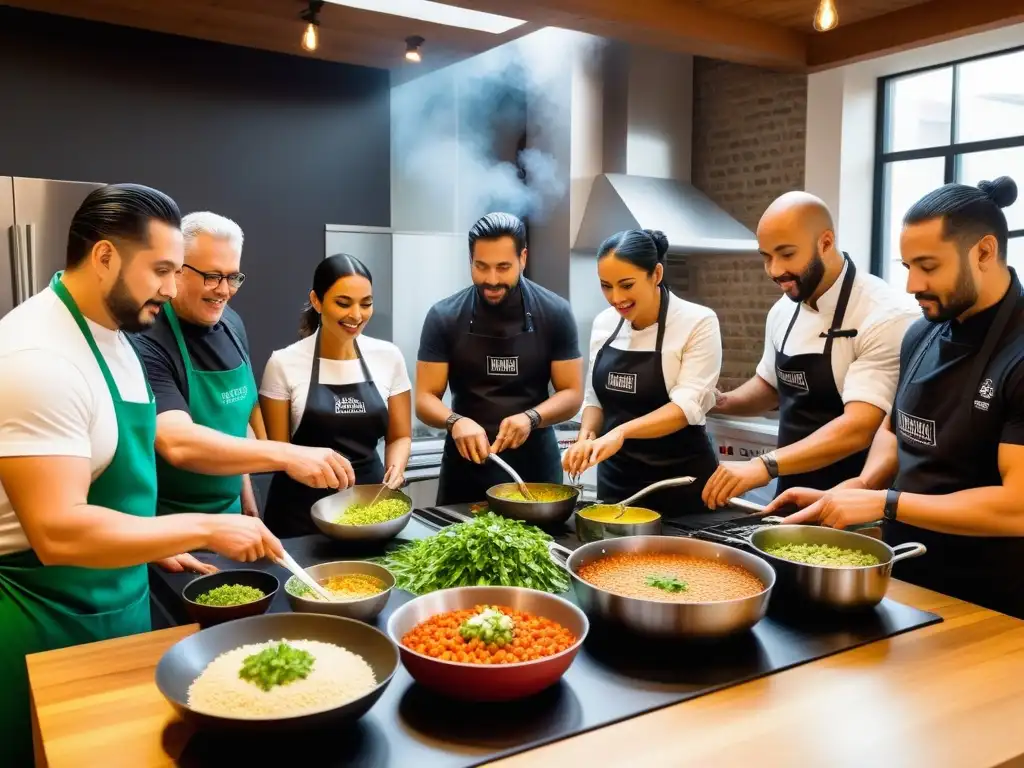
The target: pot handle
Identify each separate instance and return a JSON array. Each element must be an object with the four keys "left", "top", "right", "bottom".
[
  {"left": 548, "top": 541, "right": 573, "bottom": 571},
  {"left": 891, "top": 542, "right": 927, "bottom": 563},
  {"left": 689, "top": 528, "right": 752, "bottom": 548}
]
